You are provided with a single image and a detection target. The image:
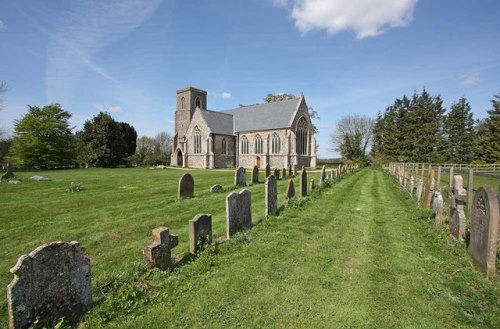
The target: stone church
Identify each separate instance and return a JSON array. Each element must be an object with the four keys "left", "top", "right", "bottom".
[{"left": 171, "top": 86, "right": 317, "bottom": 169}]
